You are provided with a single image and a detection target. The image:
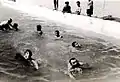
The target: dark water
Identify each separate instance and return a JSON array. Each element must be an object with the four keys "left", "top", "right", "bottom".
[{"left": 1, "top": 4, "right": 120, "bottom": 82}]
